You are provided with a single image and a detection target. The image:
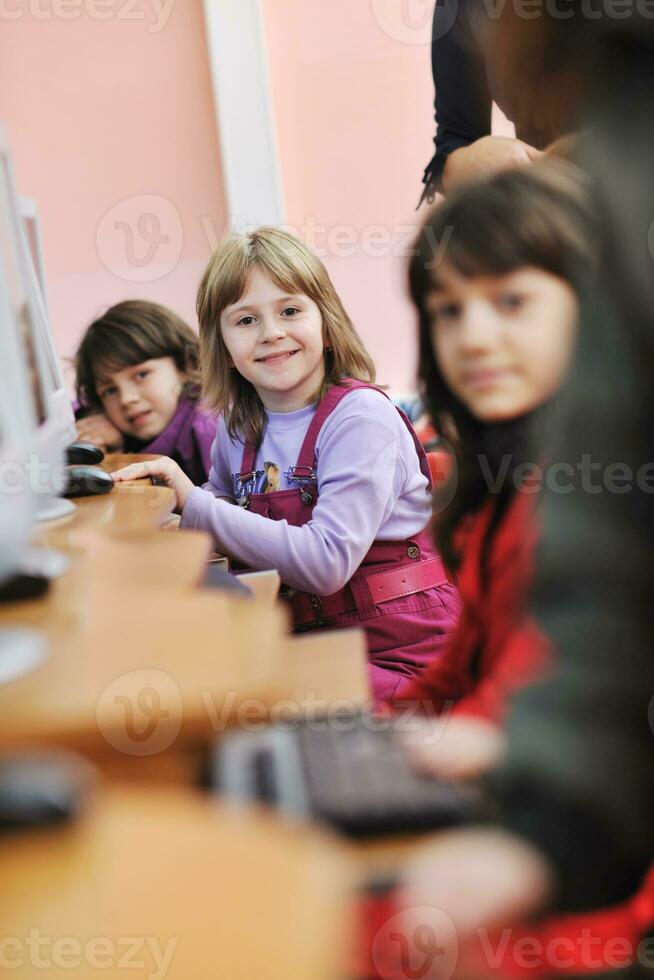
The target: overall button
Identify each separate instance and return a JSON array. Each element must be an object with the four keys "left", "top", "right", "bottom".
[
  {"left": 310, "top": 594, "right": 327, "bottom": 627},
  {"left": 407, "top": 545, "right": 420, "bottom": 559}
]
